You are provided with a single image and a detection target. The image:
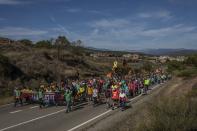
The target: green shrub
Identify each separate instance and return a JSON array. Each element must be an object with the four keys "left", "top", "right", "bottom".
[
  {"left": 0, "top": 54, "right": 24, "bottom": 79},
  {"left": 18, "top": 39, "right": 33, "bottom": 46},
  {"left": 0, "top": 54, "right": 10, "bottom": 77},
  {"left": 0, "top": 54, "right": 9, "bottom": 64},
  {"left": 177, "top": 68, "right": 197, "bottom": 77},
  {"left": 35, "top": 40, "right": 53, "bottom": 48},
  {"left": 167, "top": 60, "right": 185, "bottom": 73},
  {"left": 185, "top": 54, "right": 197, "bottom": 67},
  {"left": 142, "top": 62, "right": 154, "bottom": 72}
]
